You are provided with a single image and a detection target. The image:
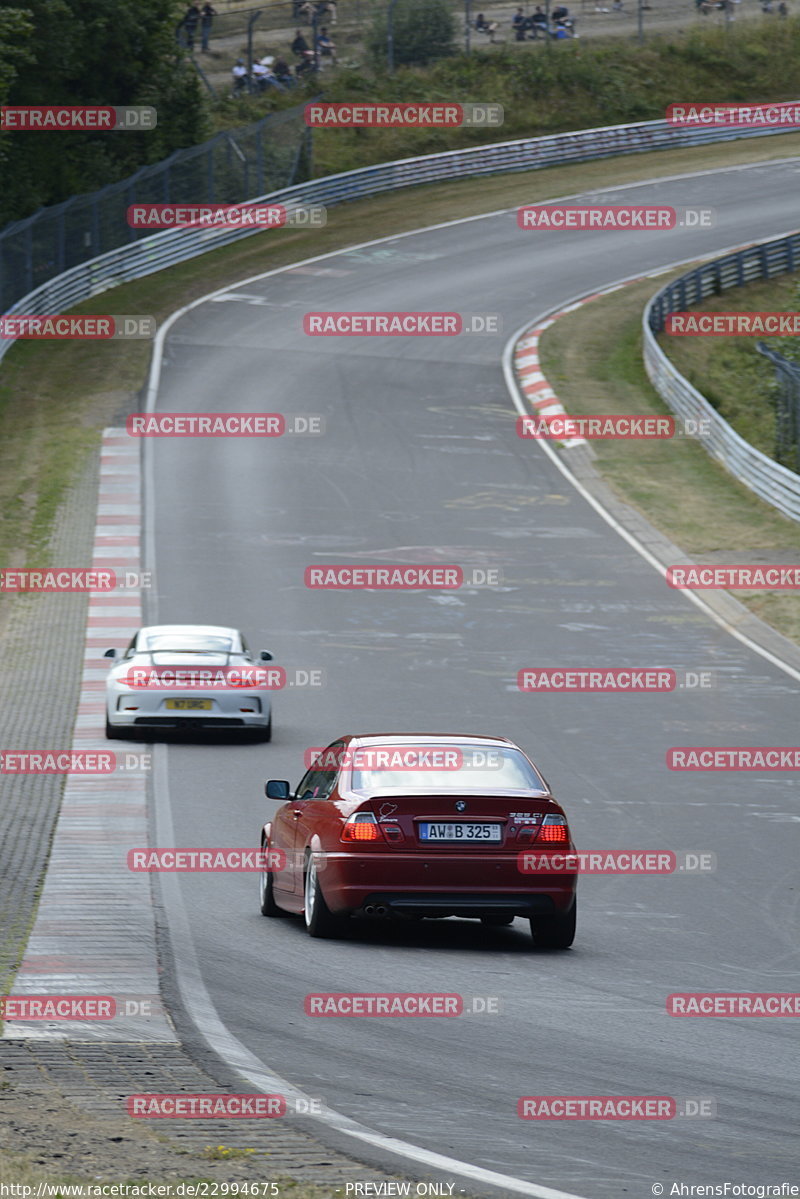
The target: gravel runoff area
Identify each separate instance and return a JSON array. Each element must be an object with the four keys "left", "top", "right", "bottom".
[{"left": 0, "top": 429, "right": 407, "bottom": 1191}]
